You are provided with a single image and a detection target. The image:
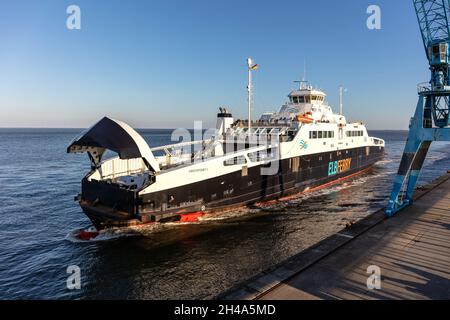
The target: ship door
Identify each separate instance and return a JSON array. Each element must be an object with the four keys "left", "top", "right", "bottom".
[{"left": 338, "top": 128, "right": 343, "bottom": 140}]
